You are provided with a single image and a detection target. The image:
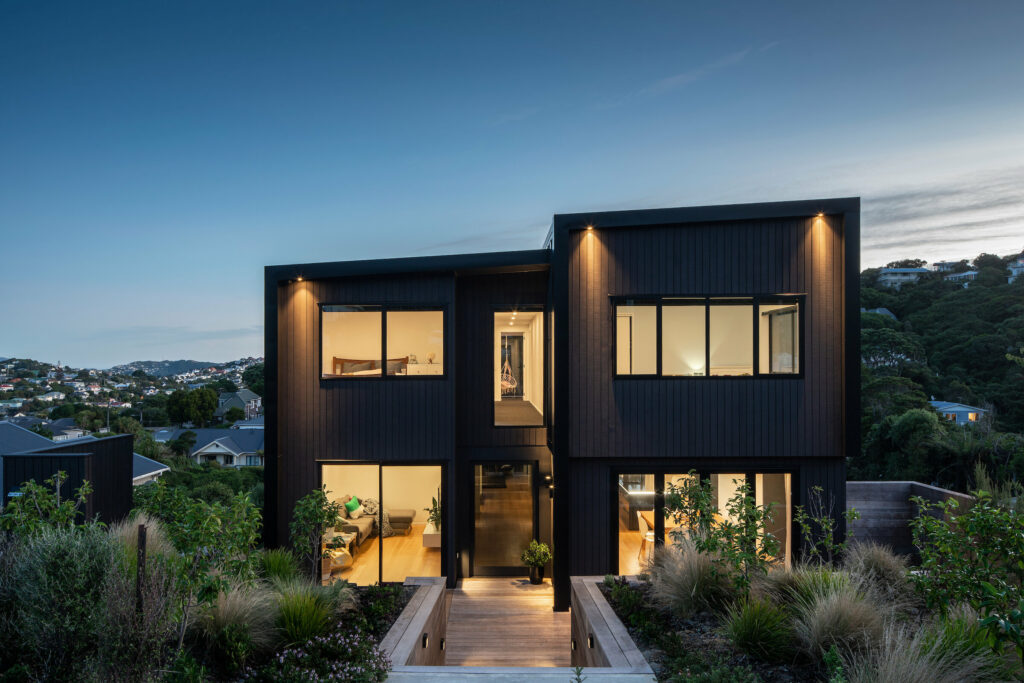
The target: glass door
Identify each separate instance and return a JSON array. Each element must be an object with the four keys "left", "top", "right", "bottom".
[{"left": 472, "top": 463, "right": 535, "bottom": 575}]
